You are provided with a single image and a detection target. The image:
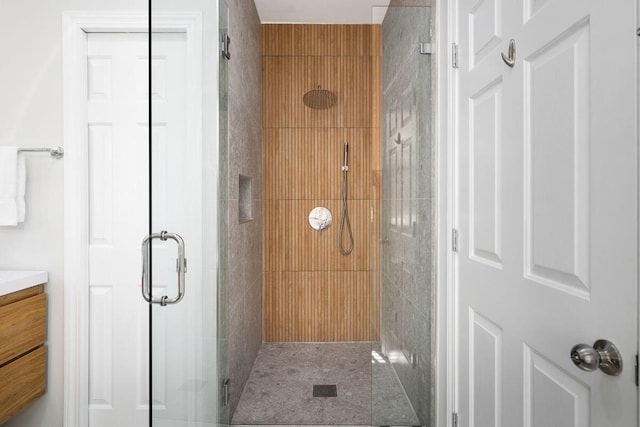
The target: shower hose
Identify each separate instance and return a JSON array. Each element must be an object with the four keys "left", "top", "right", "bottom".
[{"left": 340, "top": 143, "right": 354, "bottom": 256}]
